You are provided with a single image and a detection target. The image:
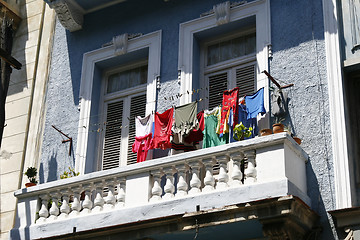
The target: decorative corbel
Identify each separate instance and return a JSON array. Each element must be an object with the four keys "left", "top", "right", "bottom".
[
  {"left": 113, "top": 33, "right": 128, "bottom": 56},
  {"left": 213, "top": 1, "right": 230, "bottom": 25},
  {"left": 47, "top": 0, "right": 84, "bottom": 32}
]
